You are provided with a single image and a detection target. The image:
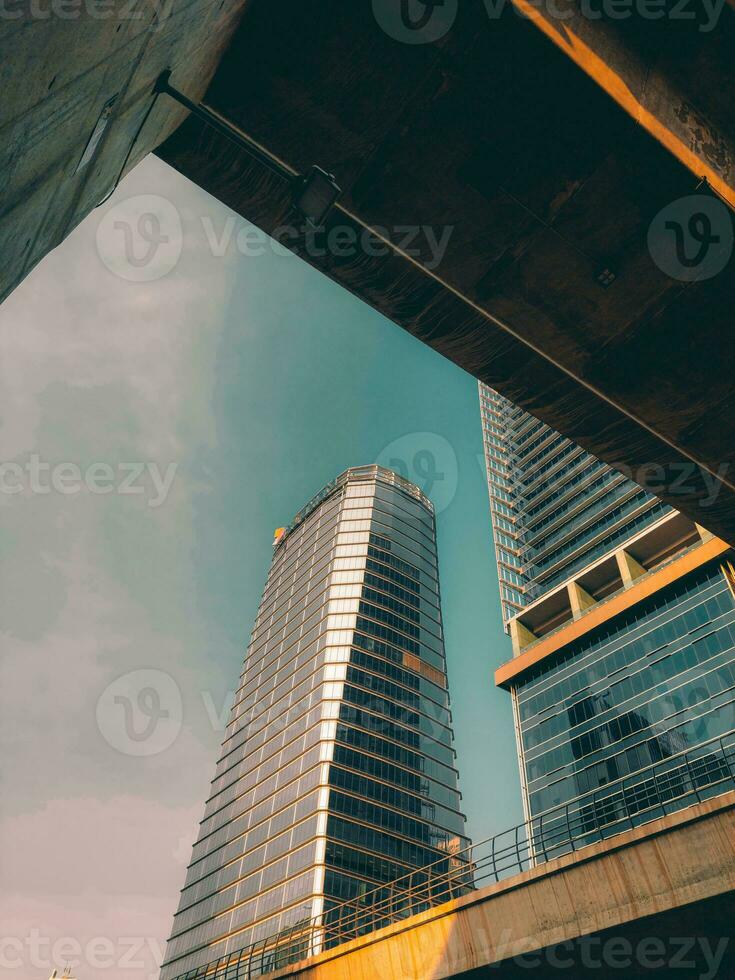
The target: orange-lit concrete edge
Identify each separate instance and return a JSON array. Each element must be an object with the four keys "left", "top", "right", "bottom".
[
  {"left": 266, "top": 792, "right": 735, "bottom": 979},
  {"left": 510, "top": 0, "right": 735, "bottom": 211},
  {"left": 496, "top": 537, "right": 732, "bottom": 690}
]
